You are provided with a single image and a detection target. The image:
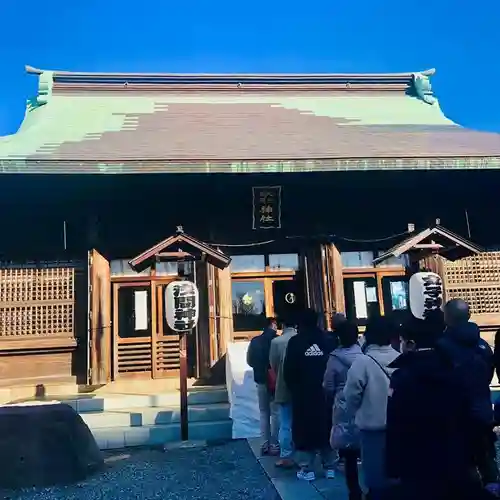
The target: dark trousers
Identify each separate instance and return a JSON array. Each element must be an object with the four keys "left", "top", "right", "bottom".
[{"left": 339, "top": 448, "right": 363, "bottom": 500}]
